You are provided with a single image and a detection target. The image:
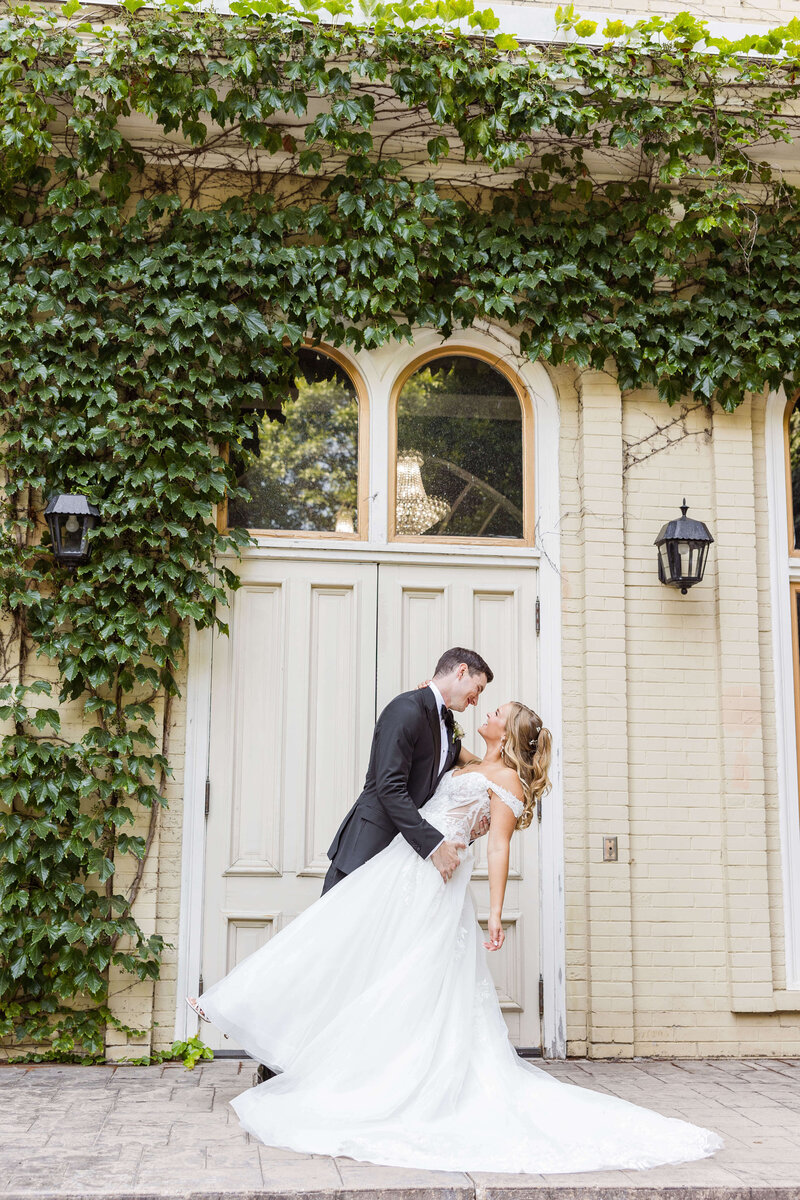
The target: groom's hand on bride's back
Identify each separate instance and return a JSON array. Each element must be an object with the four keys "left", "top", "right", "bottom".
[
  {"left": 470, "top": 814, "right": 490, "bottom": 841},
  {"left": 430, "top": 839, "right": 466, "bottom": 883}
]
